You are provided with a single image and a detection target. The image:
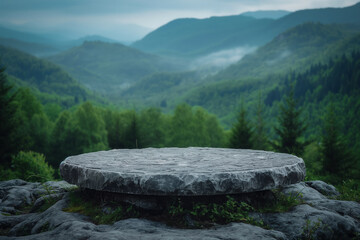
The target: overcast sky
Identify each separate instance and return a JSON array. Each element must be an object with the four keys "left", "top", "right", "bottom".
[{"left": 0, "top": 0, "right": 358, "bottom": 41}]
